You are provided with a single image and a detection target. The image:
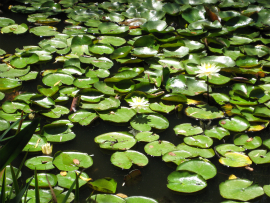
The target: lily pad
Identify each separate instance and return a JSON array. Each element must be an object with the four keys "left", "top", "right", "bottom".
[
  {"left": 68, "top": 110, "right": 98, "bottom": 126},
  {"left": 53, "top": 151, "right": 93, "bottom": 171},
  {"left": 162, "top": 150, "right": 192, "bottom": 165},
  {"left": 94, "top": 132, "right": 136, "bottom": 150},
  {"left": 89, "top": 194, "right": 125, "bottom": 203},
  {"left": 30, "top": 26, "right": 58, "bottom": 36},
  {"left": 219, "top": 179, "right": 264, "bottom": 201},
  {"left": 125, "top": 196, "right": 158, "bottom": 203},
  {"left": 184, "top": 135, "right": 213, "bottom": 148},
  {"left": 130, "top": 113, "right": 169, "bottom": 132},
  {"left": 167, "top": 171, "right": 207, "bottom": 193},
  {"left": 135, "top": 131, "right": 159, "bottom": 142},
  {"left": 22, "top": 134, "right": 47, "bottom": 152},
  {"left": 111, "top": 150, "right": 148, "bottom": 169},
  {"left": 248, "top": 149, "right": 270, "bottom": 164},
  {"left": 57, "top": 171, "right": 90, "bottom": 189},
  {"left": 42, "top": 73, "right": 74, "bottom": 87},
  {"left": 99, "top": 107, "right": 136, "bottom": 123},
  {"left": 42, "top": 123, "right": 75, "bottom": 142},
  {"left": 89, "top": 177, "right": 117, "bottom": 193},
  {"left": 144, "top": 141, "right": 175, "bottom": 156},
  {"left": 186, "top": 105, "right": 225, "bottom": 120},
  {"left": 205, "top": 127, "right": 230, "bottom": 140},
  {"left": 174, "top": 123, "right": 203, "bottom": 136},
  {"left": 234, "top": 134, "right": 262, "bottom": 150},
  {"left": 176, "top": 143, "right": 215, "bottom": 158},
  {"left": 219, "top": 152, "right": 252, "bottom": 167},
  {"left": 26, "top": 173, "right": 57, "bottom": 188},
  {"left": 149, "top": 102, "right": 175, "bottom": 114},
  {"left": 25, "top": 156, "right": 55, "bottom": 170},
  {"left": 219, "top": 116, "right": 250, "bottom": 132},
  {"left": 176, "top": 159, "right": 217, "bottom": 180}
]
